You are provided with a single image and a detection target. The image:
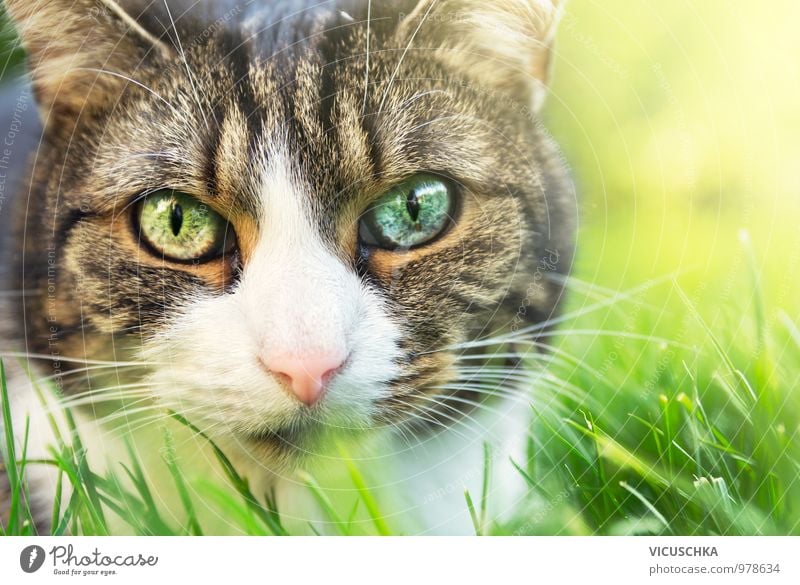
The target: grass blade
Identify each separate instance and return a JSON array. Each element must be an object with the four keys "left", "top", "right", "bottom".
[
  {"left": 170, "top": 411, "right": 286, "bottom": 535},
  {"left": 1, "top": 360, "right": 21, "bottom": 535},
  {"left": 464, "top": 488, "right": 480, "bottom": 536},
  {"left": 338, "top": 445, "right": 390, "bottom": 536}
]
